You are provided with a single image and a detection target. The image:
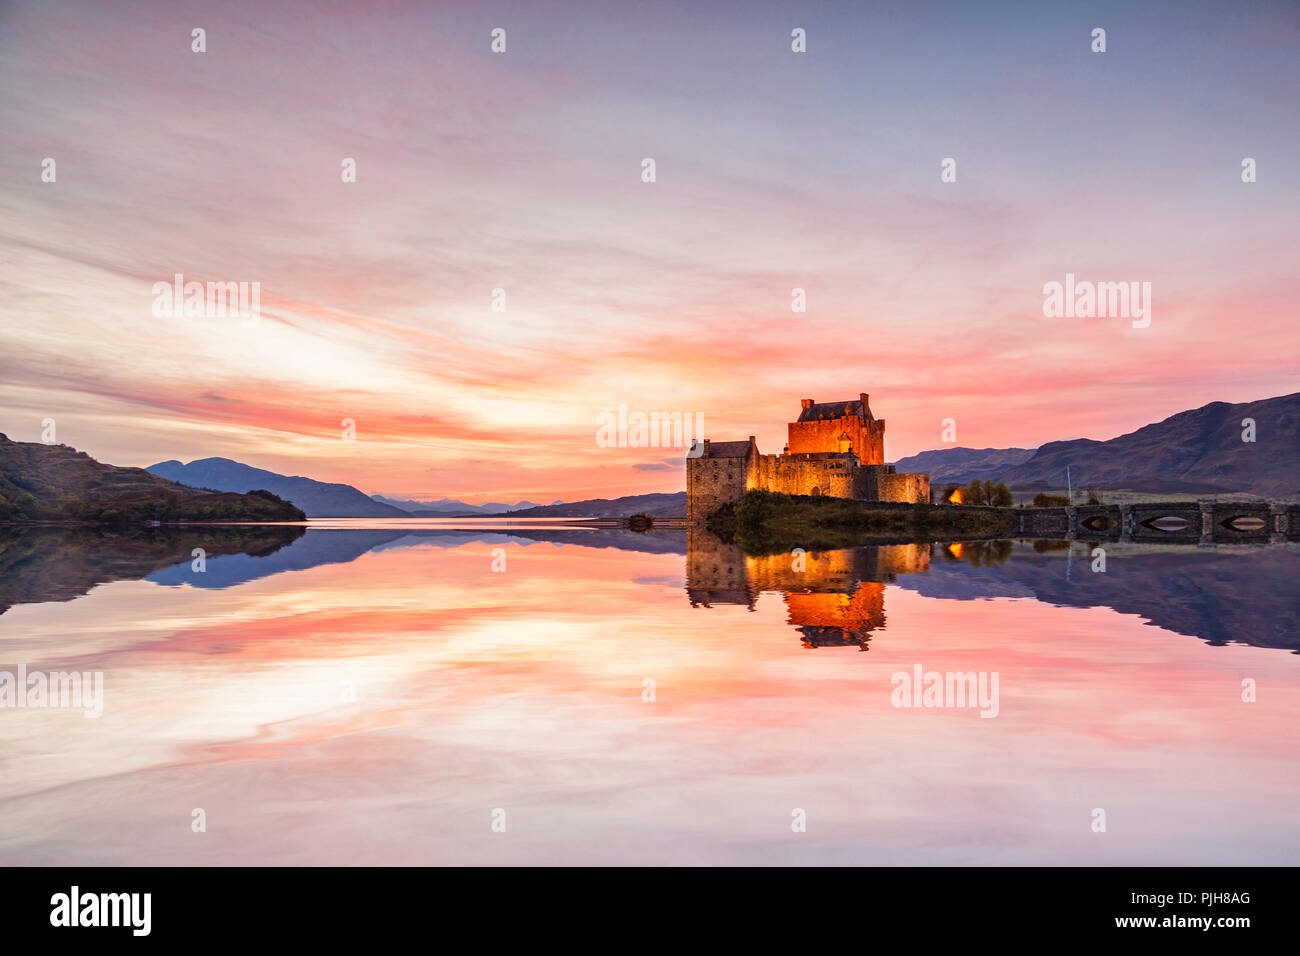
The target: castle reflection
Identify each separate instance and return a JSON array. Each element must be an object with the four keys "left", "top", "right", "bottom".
[{"left": 685, "top": 528, "right": 931, "bottom": 650}]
